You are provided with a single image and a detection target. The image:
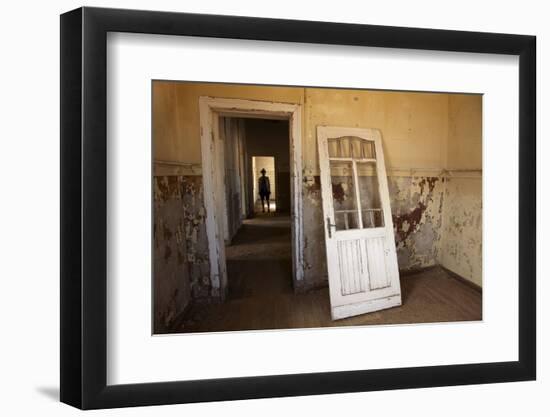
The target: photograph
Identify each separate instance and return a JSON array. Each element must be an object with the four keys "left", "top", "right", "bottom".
[{"left": 152, "top": 81, "right": 483, "bottom": 334}]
